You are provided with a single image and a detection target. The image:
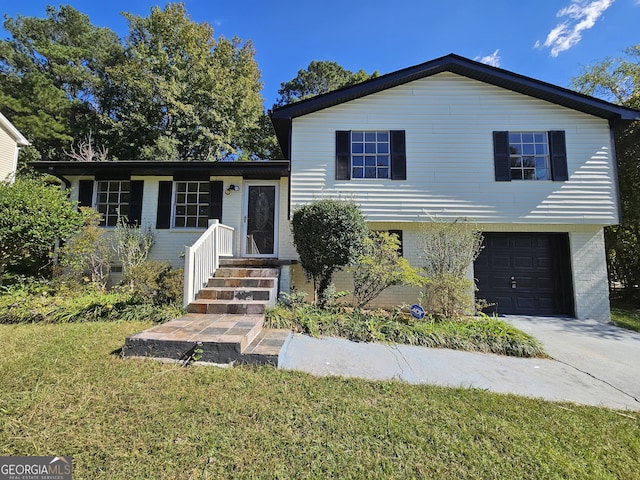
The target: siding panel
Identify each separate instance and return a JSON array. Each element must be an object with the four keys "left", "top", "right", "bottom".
[{"left": 290, "top": 72, "right": 618, "bottom": 225}]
